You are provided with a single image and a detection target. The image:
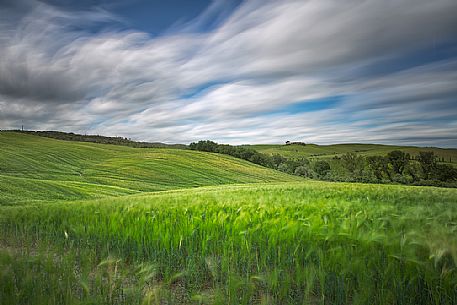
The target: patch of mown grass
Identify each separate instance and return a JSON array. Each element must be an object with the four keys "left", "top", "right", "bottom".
[{"left": 1, "top": 182, "right": 456, "bottom": 304}]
